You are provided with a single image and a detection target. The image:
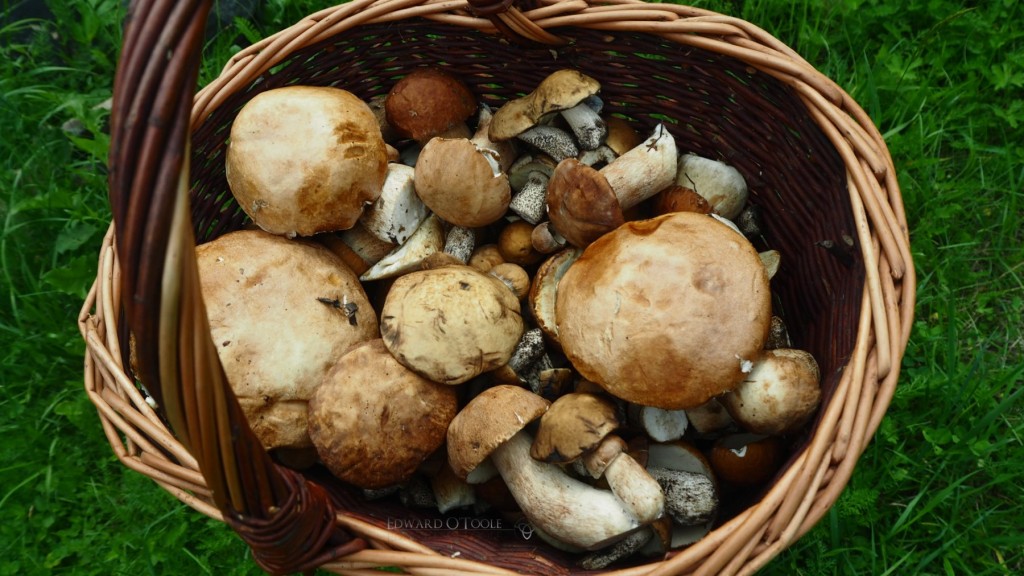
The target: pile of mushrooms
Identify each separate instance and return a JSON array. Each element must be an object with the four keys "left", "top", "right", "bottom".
[{"left": 191, "top": 67, "right": 825, "bottom": 568}]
